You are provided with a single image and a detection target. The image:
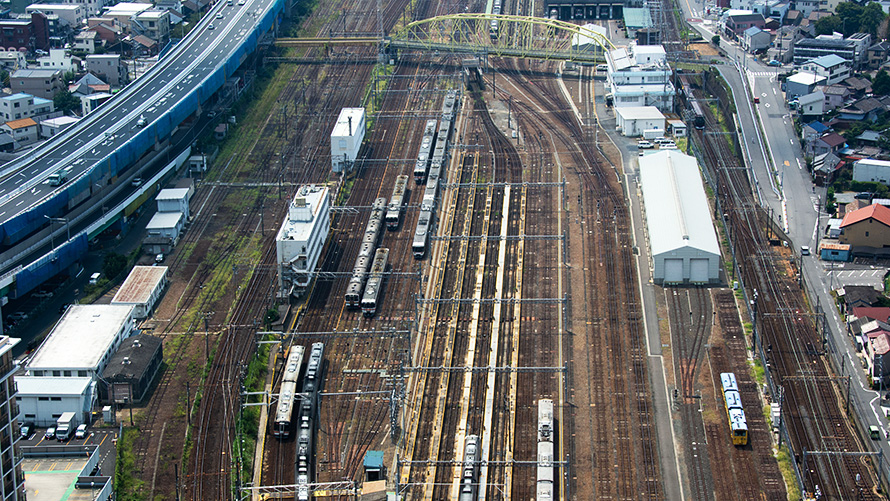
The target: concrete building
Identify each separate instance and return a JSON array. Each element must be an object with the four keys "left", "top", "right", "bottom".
[
  {"left": 0, "top": 93, "right": 53, "bottom": 124},
  {"left": 605, "top": 44, "right": 675, "bottom": 111},
  {"left": 614, "top": 106, "right": 665, "bottom": 136},
  {"left": 34, "top": 48, "right": 78, "bottom": 73},
  {"left": 25, "top": 3, "right": 84, "bottom": 28},
  {"left": 102, "top": 2, "right": 150, "bottom": 34},
  {"left": 80, "top": 91, "right": 111, "bottom": 114},
  {"left": 331, "top": 108, "right": 365, "bottom": 173},
  {"left": 62, "top": 0, "right": 109, "bottom": 17},
  {"left": 839, "top": 203, "right": 890, "bottom": 255},
  {"left": 0, "top": 50, "right": 26, "bottom": 72},
  {"left": 0, "top": 118, "right": 38, "bottom": 147},
  {"left": 800, "top": 54, "right": 851, "bottom": 85},
  {"left": 100, "top": 333, "right": 162, "bottom": 404},
  {"left": 276, "top": 185, "right": 331, "bottom": 299},
  {"left": 724, "top": 13, "right": 766, "bottom": 37},
  {"left": 640, "top": 150, "right": 720, "bottom": 284},
  {"left": 25, "top": 304, "right": 136, "bottom": 380},
  {"left": 622, "top": 8, "right": 652, "bottom": 38},
  {"left": 853, "top": 158, "right": 890, "bottom": 185},
  {"left": 14, "top": 376, "right": 92, "bottom": 427},
  {"left": 793, "top": 32, "right": 871, "bottom": 69},
  {"left": 74, "top": 30, "right": 99, "bottom": 53},
  {"left": 39, "top": 115, "right": 77, "bottom": 138},
  {"left": 0, "top": 13, "right": 50, "bottom": 52},
  {"left": 85, "top": 54, "right": 126, "bottom": 87},
  {"left": 0, "top": 336, "right": 24, "bottom": 501},
  {"left": 134, "top": 9, "right": 169, "bottom": 43},
  {"left": 10, "top": 68, "right": 62, "bottom": 100},
  {"left": 111, "top": 266, "right": 168, "bottom": 319}
]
